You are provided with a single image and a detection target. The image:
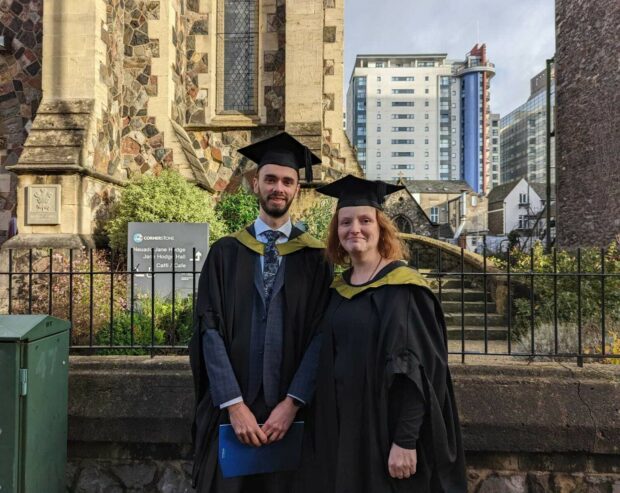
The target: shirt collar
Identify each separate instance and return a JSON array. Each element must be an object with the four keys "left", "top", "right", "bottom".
[{"left": 254, "top": 217, "right": 292, "bottom": 240}]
